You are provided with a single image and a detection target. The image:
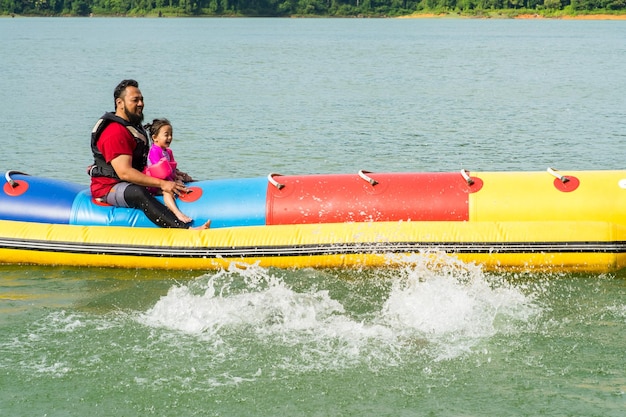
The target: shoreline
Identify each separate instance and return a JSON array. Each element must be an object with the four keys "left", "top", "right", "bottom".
[
  {"left": 515, "top": 13, "right": 626, "bottom": 19},
  {"left": 3, "top": 11, "right": 626, "bottom": 19},
  {"left": 399, "top": 12, "right": 626, "bottom": 20}
]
